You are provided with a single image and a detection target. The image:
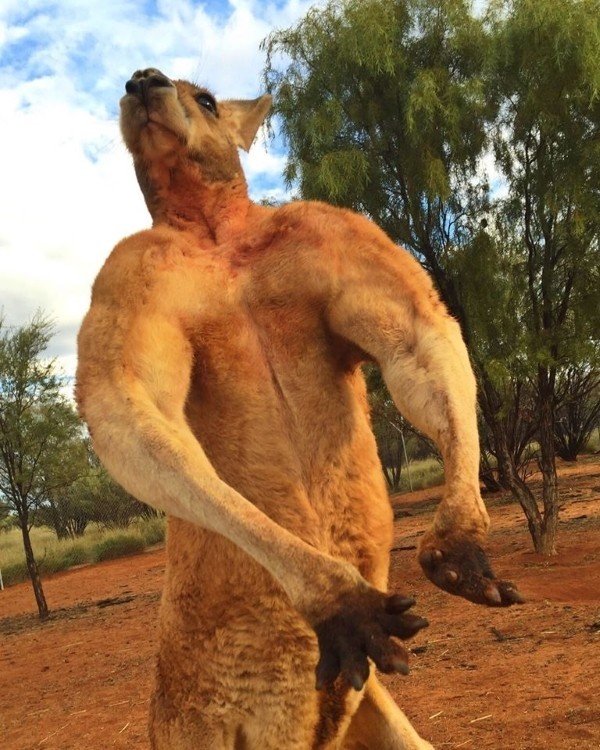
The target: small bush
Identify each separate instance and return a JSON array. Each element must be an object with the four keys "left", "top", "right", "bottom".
[
  {"left": 0, "top": 516, "right": 18, "bottom": 534},
  {"left": 32, "top": 543, "right": 89, "bottom": 577},
  {"left": 397, "top": 457, "right": 444, "bottom": 492},
  {"left": 1, "top": 561, "right": 29, "bottom": 586},
  {"left": 93, "top": 534, "right": 146, "bottom": 563},
  {"left": 139, "top": 517, "right": 166, "bottom": 547},
  {"left": 60, "top": 544, "right": 89, "bottom": 568},
  {"left": 585, "top": 431, "right": 600, "bottom": 453}
]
